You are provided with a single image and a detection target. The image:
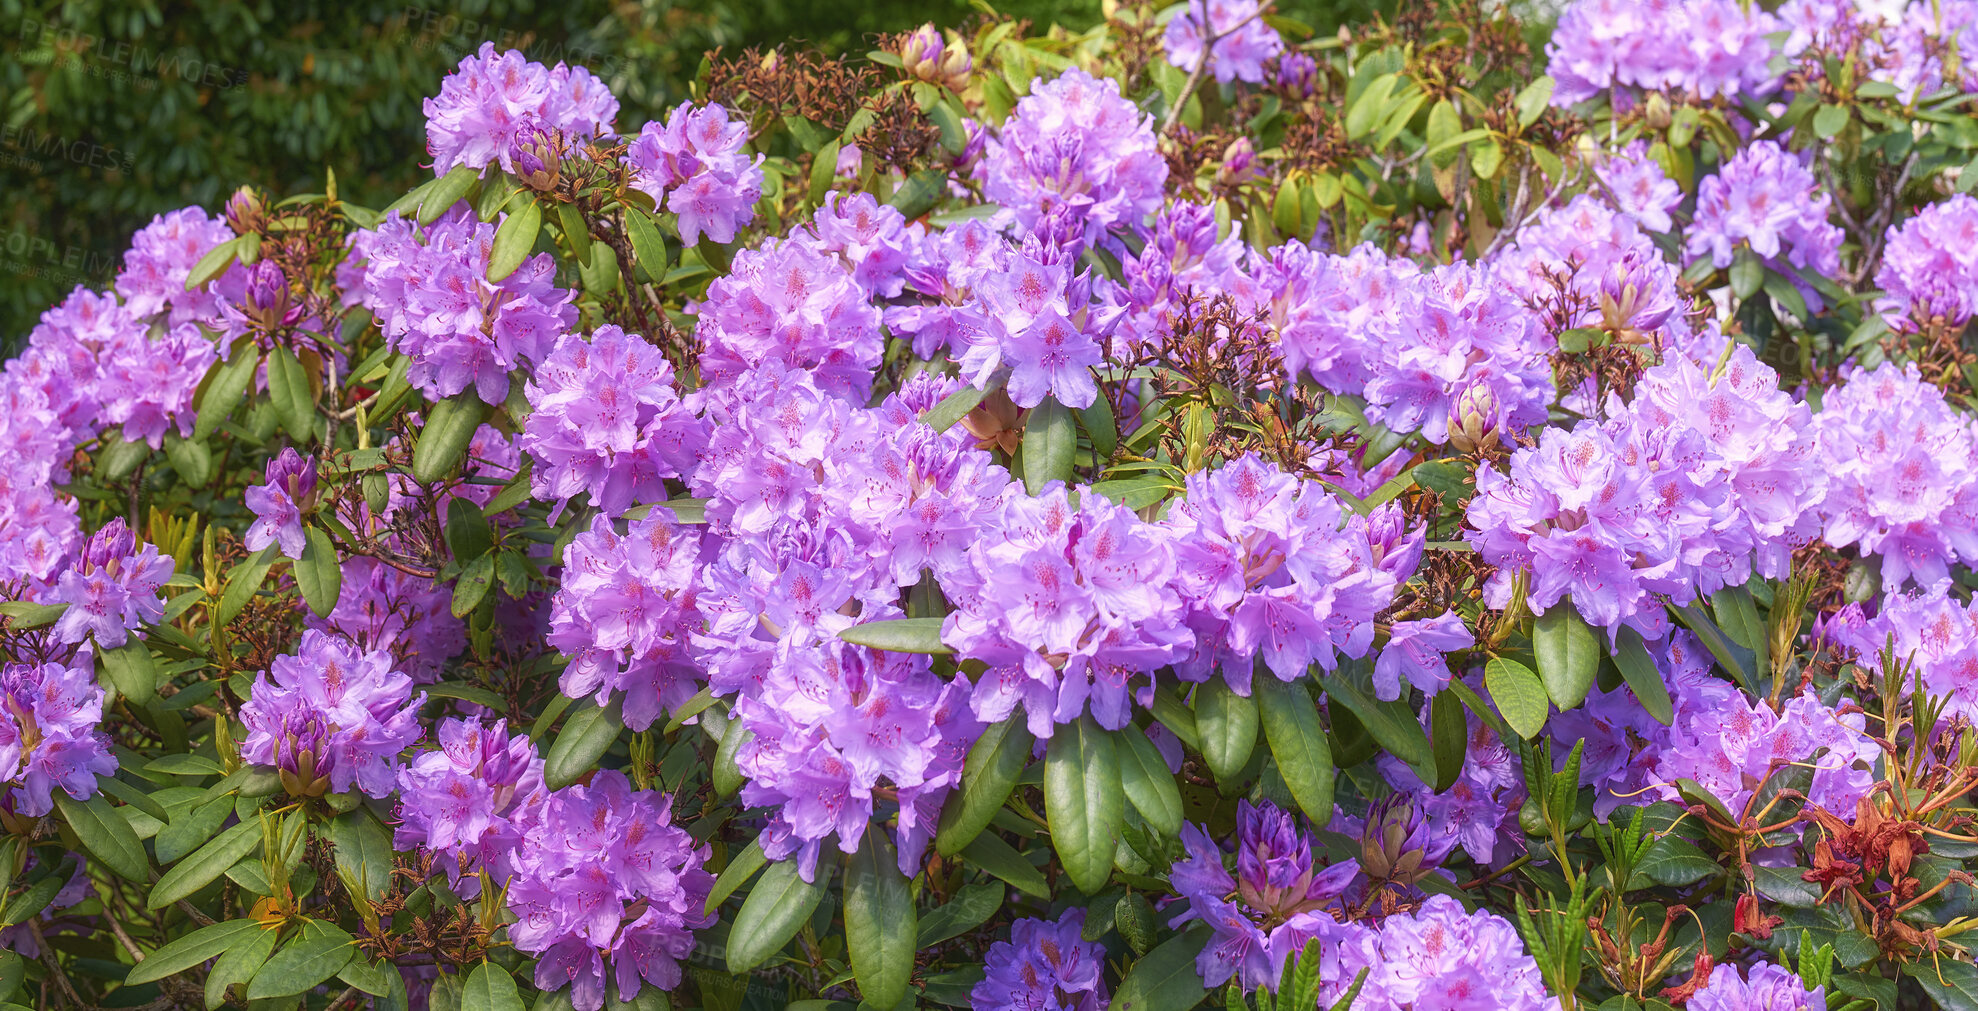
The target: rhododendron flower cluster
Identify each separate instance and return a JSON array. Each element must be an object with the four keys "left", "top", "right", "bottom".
[
  {"left": 978, "top": 66, "right": 1167, "bottom": 249},
  {"left": 624, "top": 102, "right": 763, "bottom": 246},
  {"left": 49, "top": 519, "right": 172, "bottom": 649},
  {"left": 424, "top": 42, "right": 619, "bottom": 176},
  {"left": 503, "top": 771, "right": 713, "bottom": 1011},
  {"left": 238, "top": 630, "right": 424, "bottom": 798},
  {"left": 0, "top": 658, "right": 116, "bottom": 817},
  {"left": 972, "top": 910, "right": 1109, "bottom": 1011}
]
